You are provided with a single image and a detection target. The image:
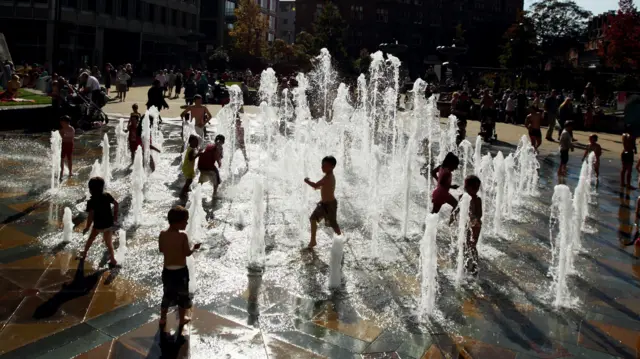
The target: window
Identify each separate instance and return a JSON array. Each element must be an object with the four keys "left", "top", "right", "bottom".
[
  {"left": 351, "top": 5, "right": 363, "bottom": 20},
  {"left": 148, "top": 4, "right": 155, "bottom": 22},
  {"left": 183, "top": 12, "right": 188, "bottom": 28},
  {"left": 63, "top": 0, "right": 78, "bottom": 8},
  {"left": 268, "top": 33, "right": 274, "bottom": 42},
  {"left": 225, "top": 1, "right": 235, "bottom": 16},
  {"left": 34, "top": 0, "right": 48, "bottom": 4},
  {"left": 415, "top": 12, "right": 423, "bottom": 24},
  {"left": 135, "top": 1, "right": 142, "bottom": 19},
  {"left": 82, "top": 0, "right": 96, "bottom": 11},
  {"left": 105, "top": 0, "right": 113, "bottom": 15},
  {"left": 376, "top": 9, "right": 388, "bottom": 23},
  {"left": 160, "top": 7, "right": 166, "bottom": 24},
  {"left": 227, "top": 22, "right": 234, "bottom": 30},
  {"left": 415, "top": 0, "right": 423, "bottom": 4},
  {"left": 283, "top": 18, "right": 288, "bottom": 25},
  {"left": 315, "top": 4, "right": 323, "bottom": 19},
  {"left": 270, "top": 0, "right": 276, "bottom": 11},
  {"left": 118, "top": 0, "right": 127, "bottom": 17},
  {"left": 192, "top": 14, "right": 197, "bottom": 29},
  {"left": 172, "top": 10, "right": 178, "bottom": 26}
]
